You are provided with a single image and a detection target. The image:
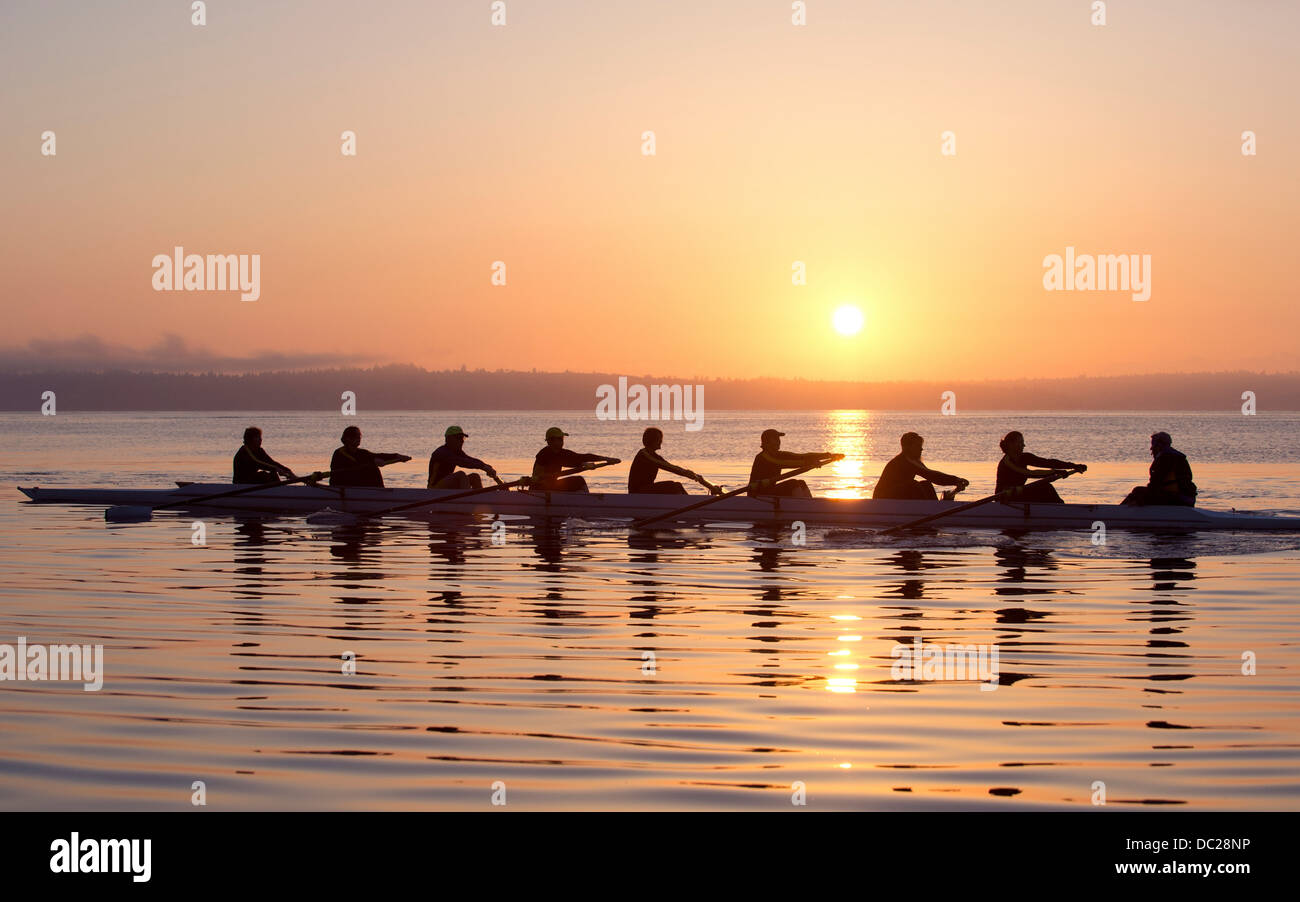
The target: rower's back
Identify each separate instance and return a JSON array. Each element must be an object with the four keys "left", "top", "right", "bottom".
[
  {"left": 329, "top": 446, "right": 385, "bottom": 487},
  {"left": 233, "top": 445, "right": 276, "bottom": 484},
  {"left": 1150, "top": 447, "right": 1197, "bottom": 505}
]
